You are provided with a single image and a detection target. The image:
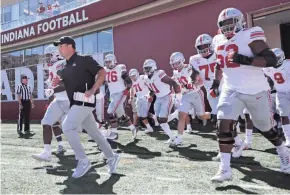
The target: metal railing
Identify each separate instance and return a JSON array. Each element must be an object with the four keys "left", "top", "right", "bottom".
[{"left": 1, "top": 0, "right": 99, "bottom": 32}]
